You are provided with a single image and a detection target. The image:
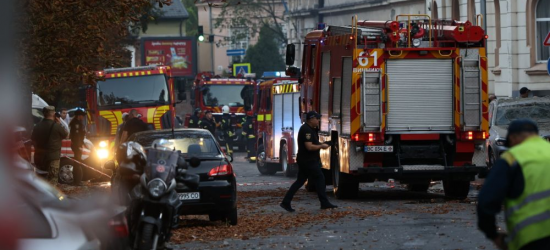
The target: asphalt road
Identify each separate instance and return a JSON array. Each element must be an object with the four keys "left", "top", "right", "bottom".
[{"left": 170, "top": 152, "right": 504, "bottom": 250}]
